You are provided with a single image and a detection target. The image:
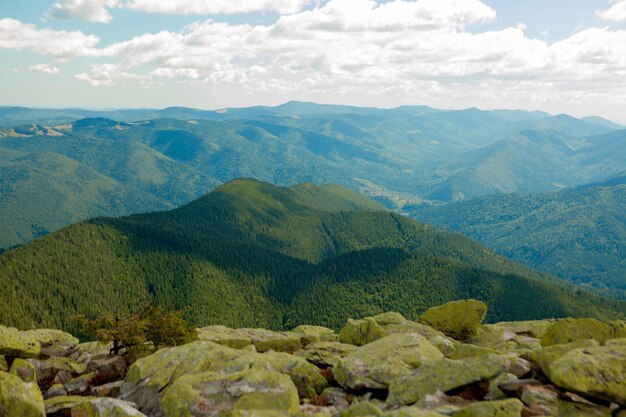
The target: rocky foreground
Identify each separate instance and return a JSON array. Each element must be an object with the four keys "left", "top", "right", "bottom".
[{"left": 1, "top": 299, "right": 626, "bottom": 417}]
